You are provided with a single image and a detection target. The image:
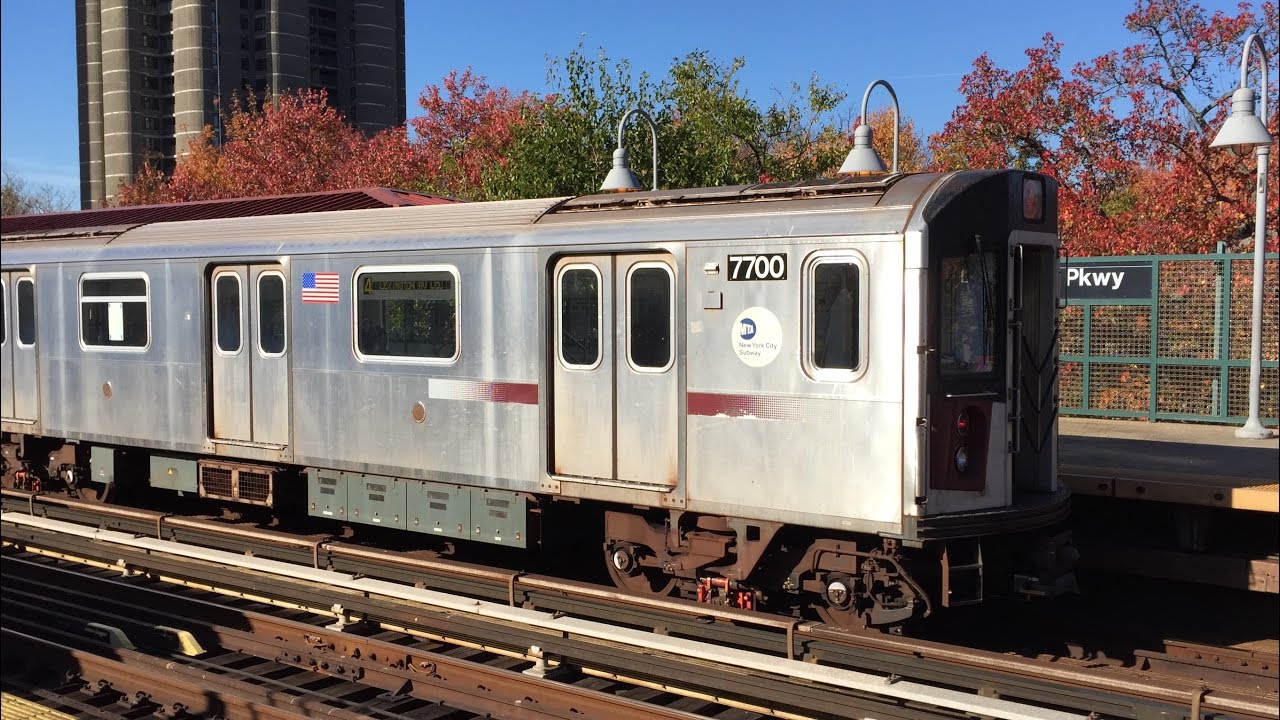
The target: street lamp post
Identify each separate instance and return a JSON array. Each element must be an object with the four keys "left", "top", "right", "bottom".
[
  {"left": 1211, "top": 33, "right": 1275, "bottom": 439},
  {"left": 839, "top": 79, "right": 900, "bottom": 175},
  {"left": 600, "top": 107, "right": 659, "bottom": 193}
]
